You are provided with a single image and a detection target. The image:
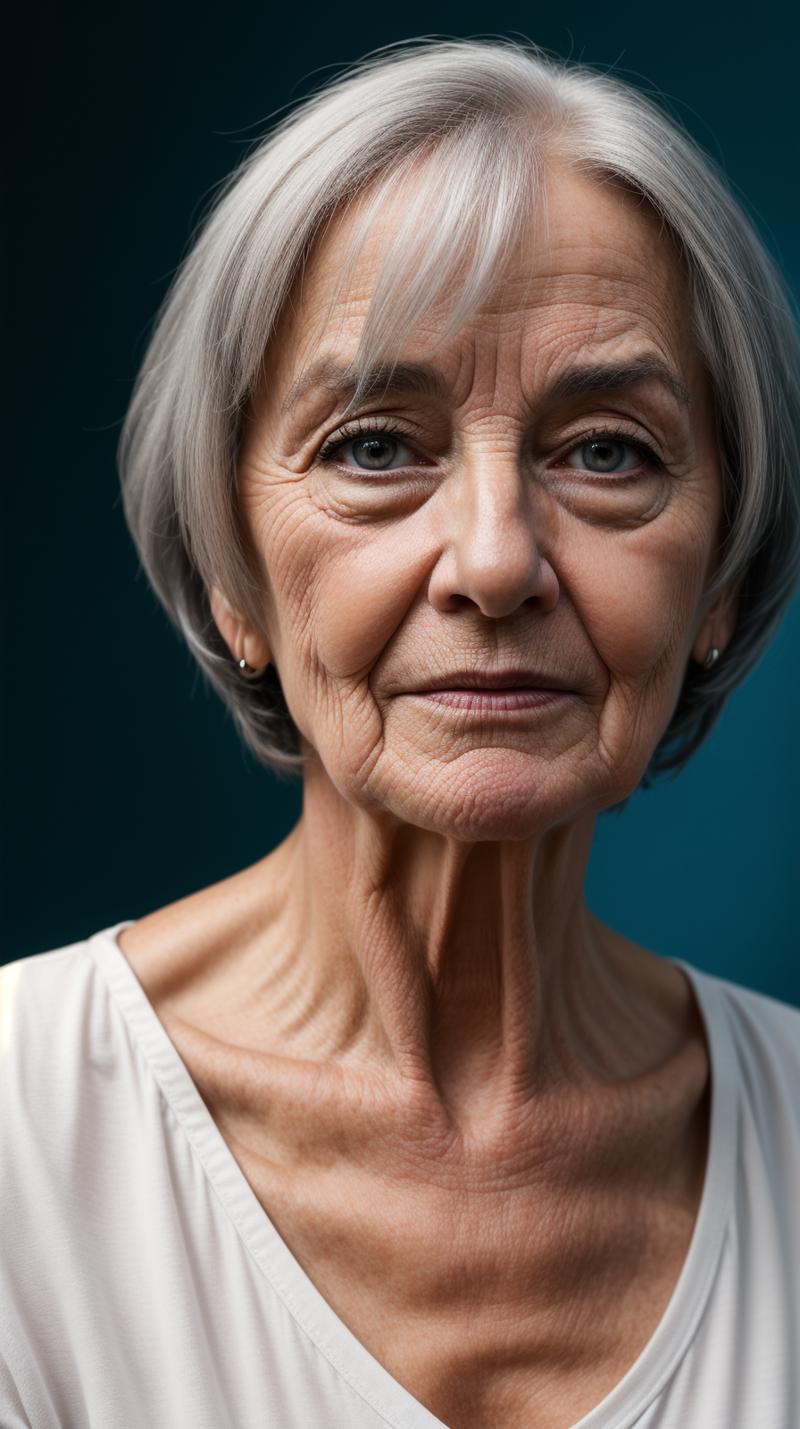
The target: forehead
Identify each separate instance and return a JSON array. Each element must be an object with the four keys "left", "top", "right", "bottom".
[{"left": 272, "top": 159, "right": 698, "bottom": 395}]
